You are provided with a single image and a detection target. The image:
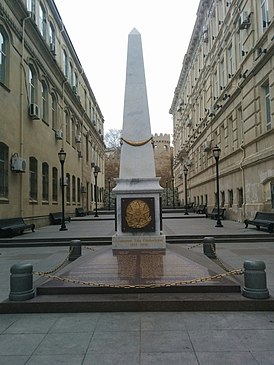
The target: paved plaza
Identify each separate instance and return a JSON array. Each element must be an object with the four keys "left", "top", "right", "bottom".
[{"left": 0, "top": 215, "right": 274, "bottom": 364}]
